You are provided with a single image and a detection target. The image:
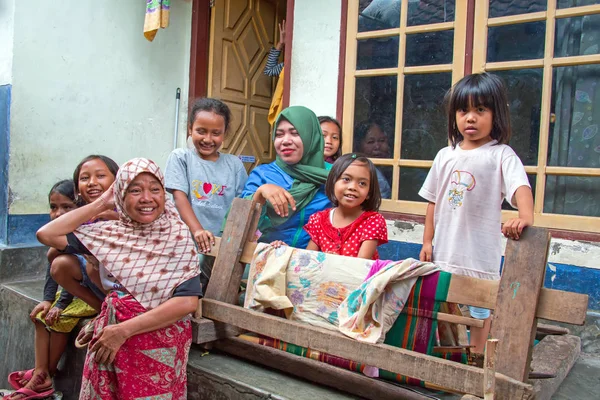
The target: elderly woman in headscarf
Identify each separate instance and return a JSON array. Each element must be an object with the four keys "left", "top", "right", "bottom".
[
  {"left": 241, "top": 106, "right": 332, "bottom": 248},
  {"left": 36, "top": 158, "right": 200, "bottom": 400}
]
